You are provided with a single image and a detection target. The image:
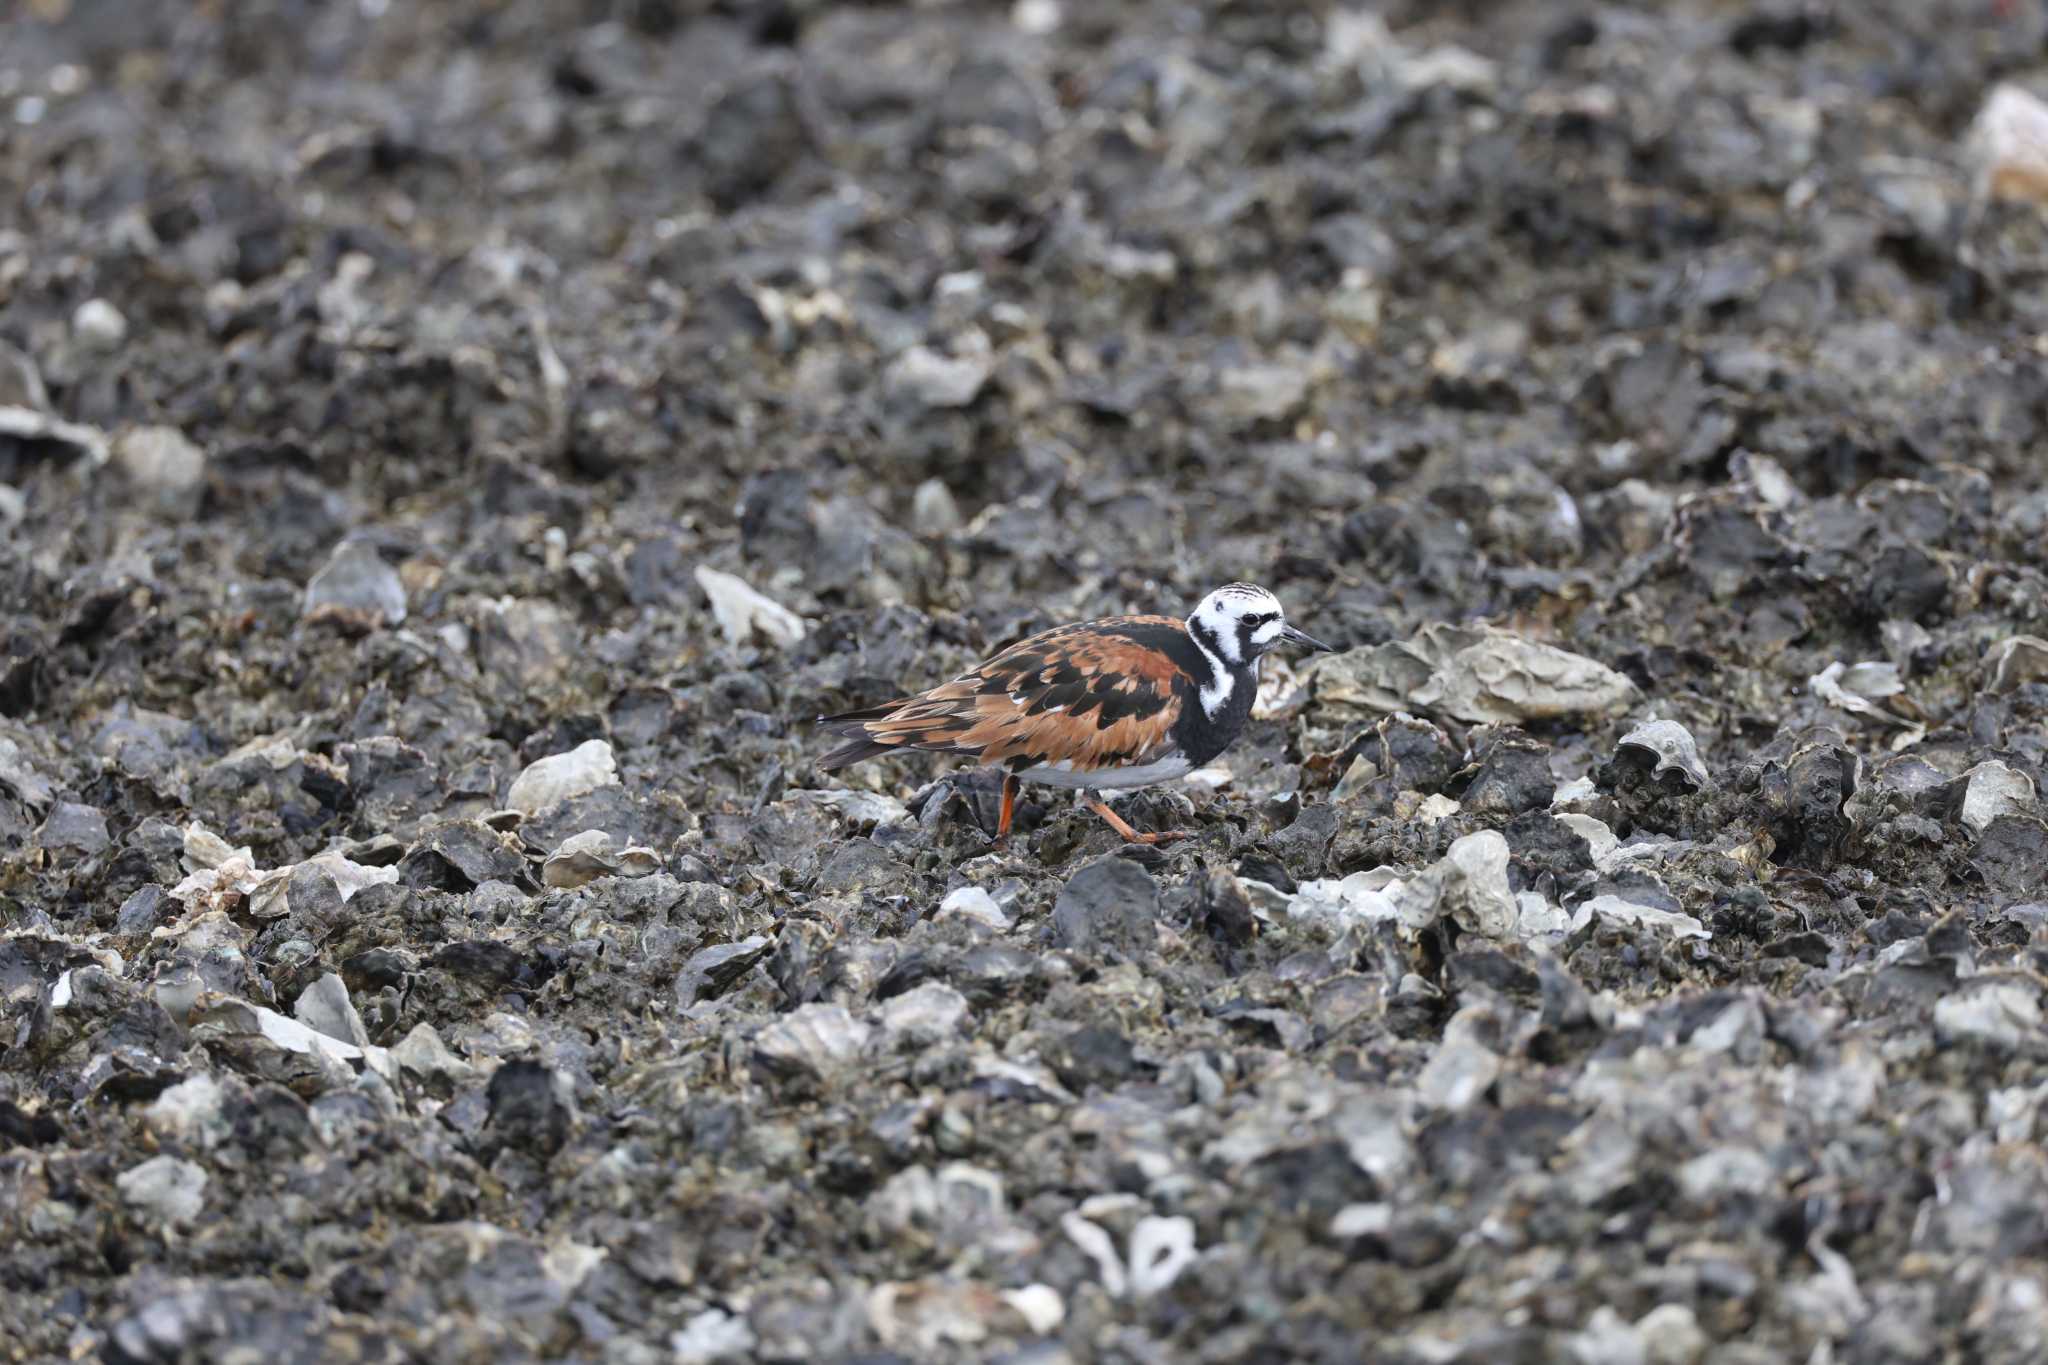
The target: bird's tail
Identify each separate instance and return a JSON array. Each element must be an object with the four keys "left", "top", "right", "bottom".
[
  {"left": 815, "top": 700, "right": 912, "bottom": 771},
  {"left": 817, "top": 735, "right": 898, "bottom": 770}
]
